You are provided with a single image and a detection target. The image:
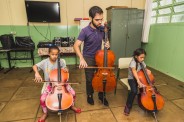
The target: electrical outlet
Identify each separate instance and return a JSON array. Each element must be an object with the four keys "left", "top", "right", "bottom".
[{"left": 10, "top": 31, "right": 16, "bottom": 35}]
